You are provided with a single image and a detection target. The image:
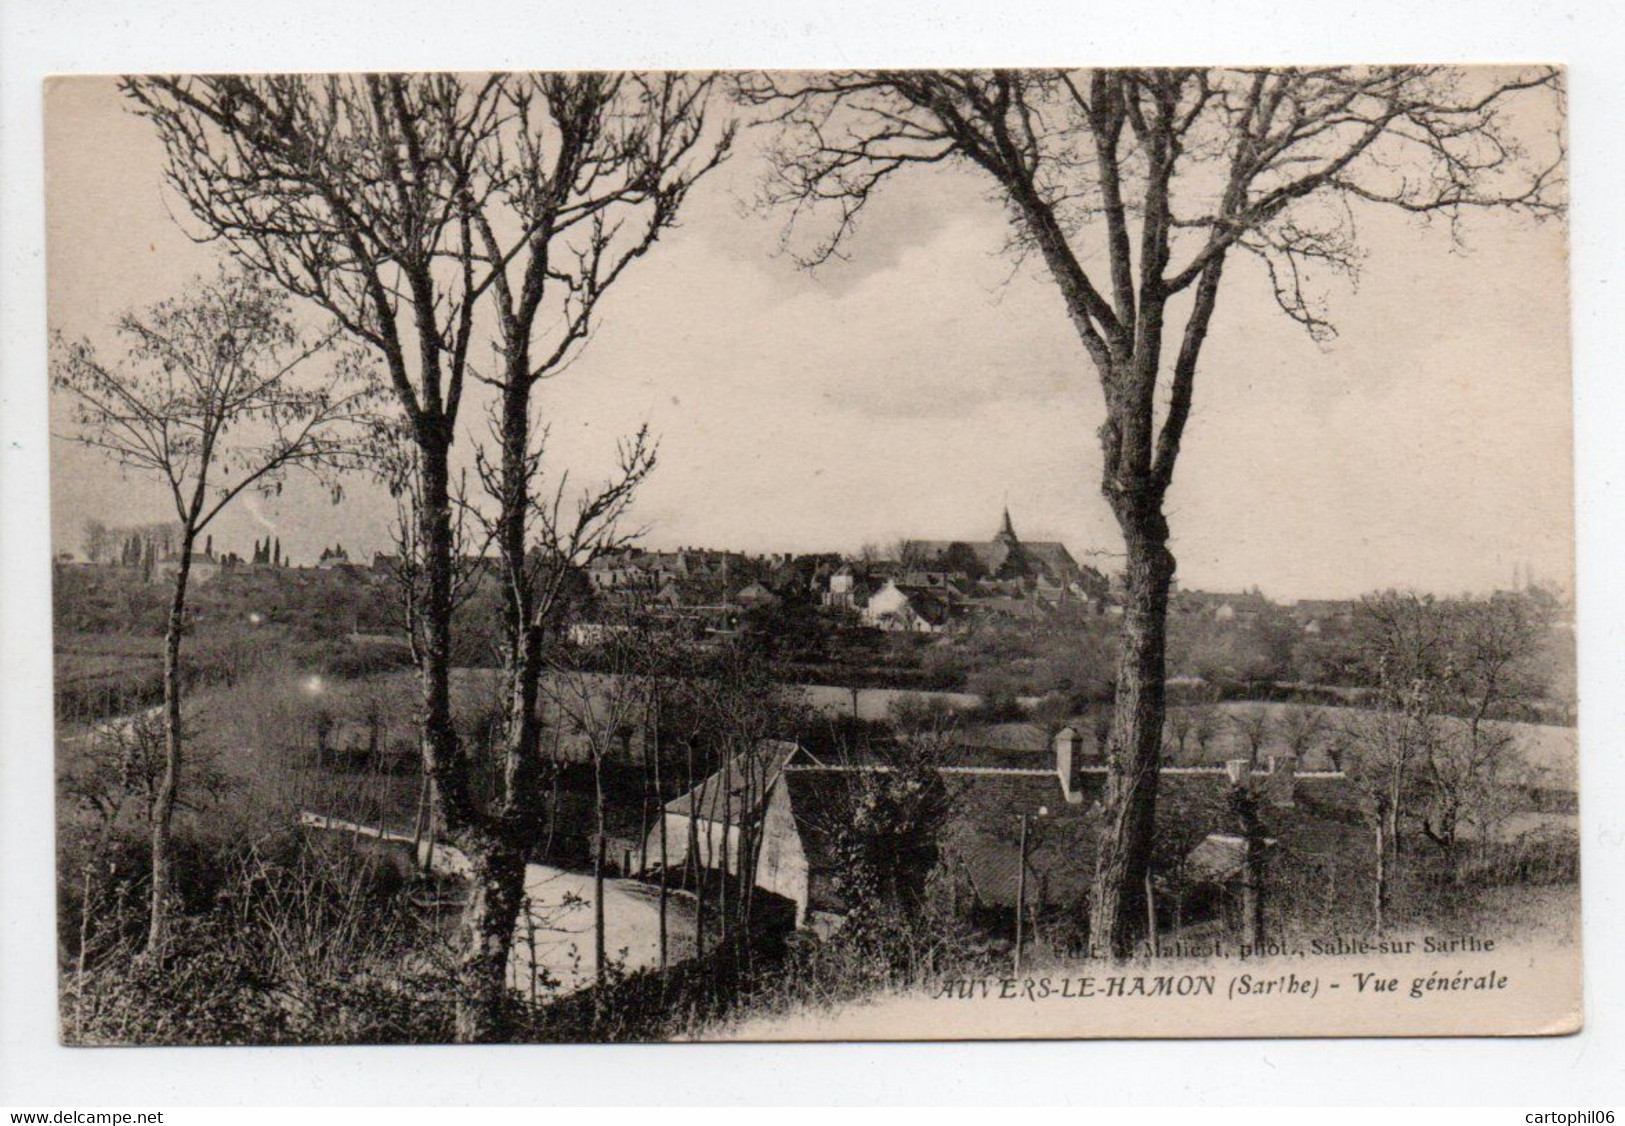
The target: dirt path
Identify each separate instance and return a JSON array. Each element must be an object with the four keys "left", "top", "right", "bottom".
[
  {"left": 506, "top": 863, "right": 697, "bottom": 998},
  {"left": 300, "top": 812, "right": 695, "bottom": 998}
]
